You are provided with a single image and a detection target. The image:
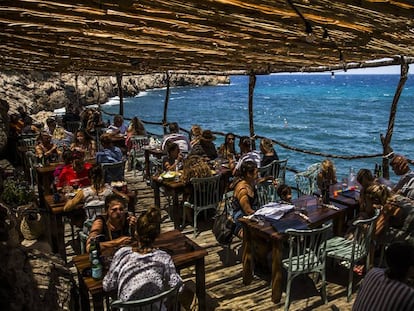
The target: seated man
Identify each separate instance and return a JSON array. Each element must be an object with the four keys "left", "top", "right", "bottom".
[
  {"left": 107, "top": 114, "right": 127, "bottom": 135},
  {"left": 86, "top": 194, "right": 136, "bottom": 253},
  {"left": 352, "top": 242, "right": 414, "bottom": 311},
  {"left": 231, "top": 136, "right": 261, "bottom": 175},
  {"left": 45, "top": 117, "right": 73, "bottom": 147},
  {"left": 96, "top": 133, "right": 123, "bottom": 164},
  {"left": 390, "top": 154, "right": 414, "bottom": 200},
  {"left": 56, "top": 150, "right": 92, "bottom": 189},
  {"left": 161, "top": 122, "right": 190, "bottom": 153}
]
